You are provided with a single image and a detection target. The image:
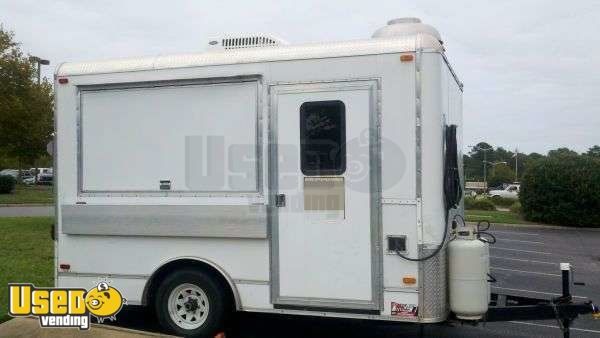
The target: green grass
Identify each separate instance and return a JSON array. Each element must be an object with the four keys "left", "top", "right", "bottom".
[
  {"left": 0, "top": 185, "right": 54, "bottom": 204},
  {"left": 0, "top": 217, "right": 54, "bottom": 323},
  {"left": 465, "top": 210, "right": 535, "bottom": 224}
]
